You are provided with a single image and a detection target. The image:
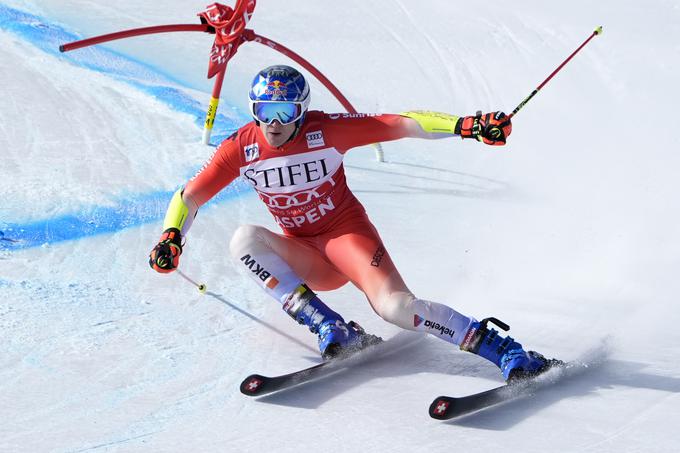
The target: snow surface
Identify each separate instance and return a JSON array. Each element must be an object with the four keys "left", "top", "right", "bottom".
[{"left": 1, "top": 0, "right": 679, "bottom": 451}]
